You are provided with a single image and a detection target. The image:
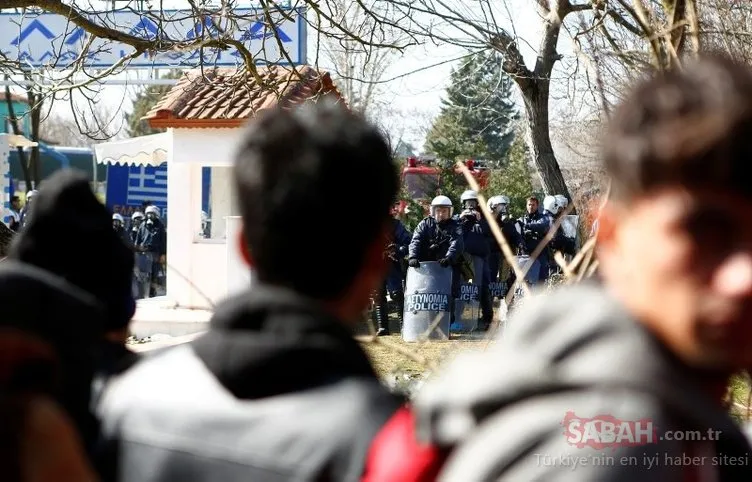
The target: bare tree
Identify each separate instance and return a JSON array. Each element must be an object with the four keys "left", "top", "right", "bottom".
[
  {"left": 376, "top": 105, "right": 435, "bottom": 157},
  {"left": 318, "top": 0, "right": 404, "bottom": 116},
  {"left": 0, "top": 0, "right": 416, "bottom": 139},
  {"left": 362, "top": 0, "right": 613, "bottom": 202},
  {"left": 41, "top": 101, "right": 125, "bottom": 147},
  {"left": 697, "top": 0, "right": 752, "bottom": 64}
]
